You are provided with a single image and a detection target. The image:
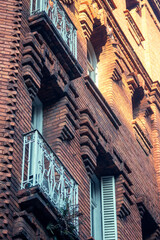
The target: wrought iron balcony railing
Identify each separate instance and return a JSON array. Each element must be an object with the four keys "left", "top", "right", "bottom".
[
  {"left": 21, "top": 129, "right": 78, "bottom": 217},
  {"left": 30, "top": 0, "right": 77, "bottom": 58}
]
